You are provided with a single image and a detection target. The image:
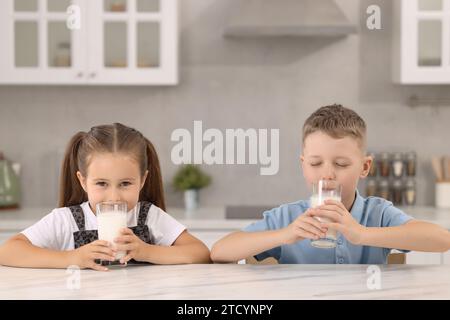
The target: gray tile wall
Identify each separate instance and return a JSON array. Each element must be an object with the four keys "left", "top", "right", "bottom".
[{"left": 1, "top": 0, "right": 450, "bottom": 208}]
